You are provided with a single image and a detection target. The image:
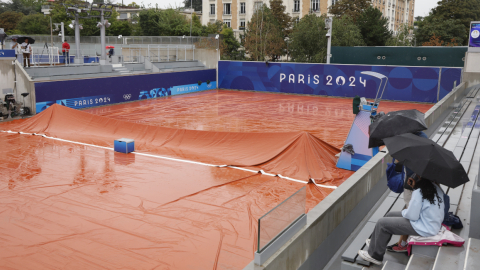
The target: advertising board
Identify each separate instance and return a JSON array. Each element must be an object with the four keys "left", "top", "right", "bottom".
[{"left": 35, "top": 69, "right": 216, "bottom": 113}]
